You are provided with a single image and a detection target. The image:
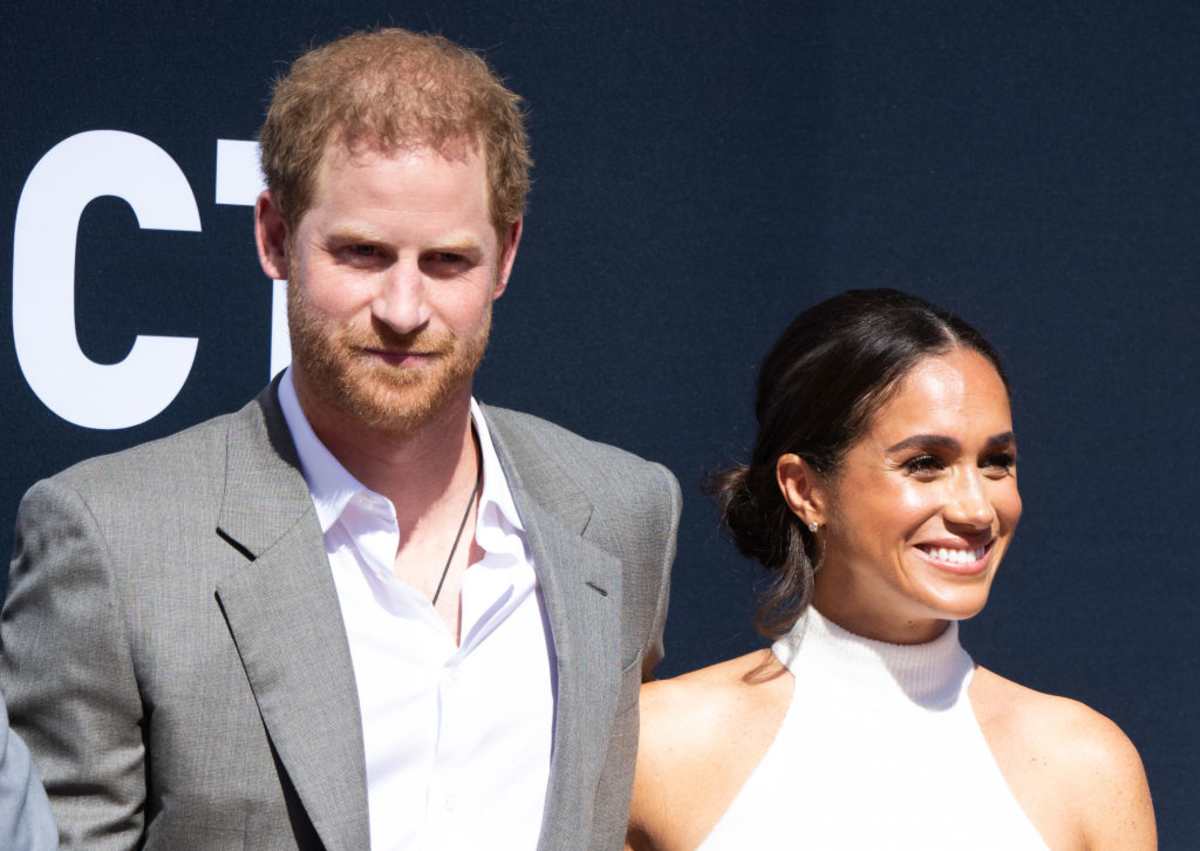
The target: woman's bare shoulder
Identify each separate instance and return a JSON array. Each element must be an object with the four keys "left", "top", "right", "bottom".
[
  {"left": 971, "top": 666, "right": 1156, "bottom": 849},
  {"left": 643, "top": 648, "right": 792, "bottom": 753},
  {"left": 644, "top": 649, "right": 785, "bottom": 720},
  {"left": 629, "top": 650, "right": 793, "bottom": 851},
  {"left": 971, "top": 666, "right": 1146, "bottom": 772}
]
